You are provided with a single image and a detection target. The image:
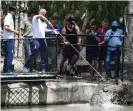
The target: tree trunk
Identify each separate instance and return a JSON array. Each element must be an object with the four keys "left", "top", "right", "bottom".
[
  {"left": 81, "top": 10, "right": 95, "bottom": 32},
  {"left": 68, "top": 1, "right": 73, "bottom": 15}
]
